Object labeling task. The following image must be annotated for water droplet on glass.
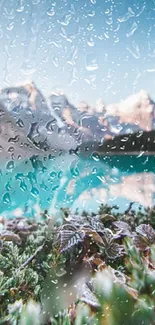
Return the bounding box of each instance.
[47,7,55,16]
[7,22,14,31]
[5,182,11,191]
[58,171,63,179]
[127,41,140,59]
[92,152,100,161]
[8,147,14,153]
[16,119,25,128]
[85,54,98,71]
[52,55,59,67]
[3,192,11,204]
[8,135,19,143]
[31,187,39,197]
[57,14,72,26]
[6,160,15,172]
[88,10,95,17]
[87,36,95,47]
[90,0,96,4]
[136,5,145,17]
[17,5,24,12]
[50,171,57,179]
[106,17,113,25]
[87,23,93,31]
[126,22,138,37]
[20,181,27,192]
[104,32,109,39]
[51,279,58,284]
[56,268,67,277]
[118,7,135,22]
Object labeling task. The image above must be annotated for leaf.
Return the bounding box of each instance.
[80,283,100,308]
[0,231,21,244]
[136,224,155,243]
[133,234,149,251]
[85,255,106,271]
[105,242,124,259]
[84,229,104,245]
[102,228,115,245]
[100,214,116,222]
[125,285,138,299]
[113,221,132,236]
[59,229,85,253]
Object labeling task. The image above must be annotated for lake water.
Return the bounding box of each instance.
[0,153,155,217]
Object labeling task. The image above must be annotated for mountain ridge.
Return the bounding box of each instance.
[0,81,155,162]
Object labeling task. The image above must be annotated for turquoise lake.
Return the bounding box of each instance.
[0,153,155,217]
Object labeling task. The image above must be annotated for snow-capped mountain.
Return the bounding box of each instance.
[0,81,155,163]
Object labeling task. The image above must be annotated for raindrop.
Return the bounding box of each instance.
[51,280,58,284]
[16,119,25,128]
[127,41,140,59]
[126,22,138,37]
[6,160,15,172]
[58,171,63,178]
[20,181,27,192]
[87,36,95,47]
[104,32,109,39]
[106,17,113,25]
[118,7,135,23]
[137,151,145,158]
[92,152,100,161]
[15,173,24,180]
[70,166,79,177]
[8,135,19,143]
[5,182,11,191]
[31,187,39,197]
[56,268,67,277]
[85,54,98,71]
[57,14,72,26]
[52,185,59,191]
[40,182,48,191]
[50,171,57,179]
[47,7,55,17]
[7,22,14,31]
[17,5,24,12]
[52,55,59,67]
[105,9,110,14]
[3,192,11,204]
[90,0,96,4]
[8,147,14,153]
[87,23,93,31]
[136,5,145,17]
[88,11,95,17]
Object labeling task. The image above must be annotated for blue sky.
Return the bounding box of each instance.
[0,0,155,106]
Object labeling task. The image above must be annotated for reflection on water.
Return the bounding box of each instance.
[0,154,155,216]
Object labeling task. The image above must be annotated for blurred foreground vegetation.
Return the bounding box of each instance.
[1,204,155,324]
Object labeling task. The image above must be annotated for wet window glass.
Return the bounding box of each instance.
[0,1,155,324]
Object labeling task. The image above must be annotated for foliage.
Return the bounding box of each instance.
[1,204,155,324]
